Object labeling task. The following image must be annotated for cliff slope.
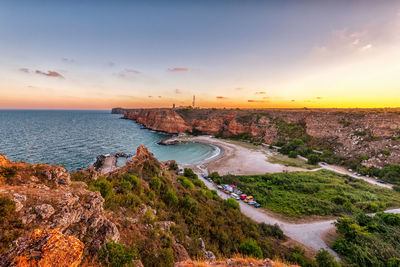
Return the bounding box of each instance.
[113,108,400,168]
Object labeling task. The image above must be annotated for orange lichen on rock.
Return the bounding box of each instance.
[175,257,300,267]
[0,229,84,267]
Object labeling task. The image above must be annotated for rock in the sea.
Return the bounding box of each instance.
[0,228,84,267]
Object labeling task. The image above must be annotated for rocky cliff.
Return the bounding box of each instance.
[113,108,400,167]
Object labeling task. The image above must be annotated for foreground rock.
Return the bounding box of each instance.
[0,154,119,255]
[175,257,300,267]
[0,228,84,267]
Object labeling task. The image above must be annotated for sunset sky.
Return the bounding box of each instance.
[1,0,400,109]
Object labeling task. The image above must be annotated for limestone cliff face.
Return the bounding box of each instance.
[114,108,400,167]
[0,229,84,267]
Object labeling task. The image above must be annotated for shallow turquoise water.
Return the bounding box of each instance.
[0,110,214,171]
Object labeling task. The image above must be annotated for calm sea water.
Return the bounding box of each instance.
[0,110,214,171]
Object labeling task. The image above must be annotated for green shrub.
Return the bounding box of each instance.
[181,196,198,213]
[119,180,133,193]
[183,168,197,180]
[315,249,341,267]
[164,189,178,206]
[178,177,194,190]
[239,239,263,259]
[156,248,174,267]
[225,198,239,210]
[288,151,298,158]
[98,241,136,267]
[150,176,162,191]
[90,178,114,199]
[307,154,320,165]
[168,161,179,171]
[360,155,369,161]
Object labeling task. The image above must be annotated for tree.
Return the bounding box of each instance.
[315,249,341,267]
[98,241,136,267]
[239,239,263,259]
[164,189,178,206]
[288,151,298,158]
[225,198,239,210]
[184,168,198,180]
[307,154,320,165]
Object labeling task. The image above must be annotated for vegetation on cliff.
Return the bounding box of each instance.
[333,211,400,266]
[70,148,316,266]
[214,170,400,217]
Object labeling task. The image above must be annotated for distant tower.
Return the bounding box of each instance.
[192,95,196,108]
[172,103,175,109]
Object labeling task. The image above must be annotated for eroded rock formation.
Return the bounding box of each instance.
[0,228,84,267]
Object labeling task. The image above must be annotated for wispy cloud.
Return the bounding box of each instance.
[116,68,141,78]
[235,87,244,91]
[175,89,182,94]
[148,96,153,98]
[315,97,323,100]
[125,69,140,74]
[248,100,266,103]
[361,44,373,51]
[168,67,188,72]
[216,96,227,99]
[19,68,30,73]
[255,91,266,95]
[35,70,64,78]
[62,58,75,63]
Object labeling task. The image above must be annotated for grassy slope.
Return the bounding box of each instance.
[218,169,400,217]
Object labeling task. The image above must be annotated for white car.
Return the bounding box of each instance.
[247,200,257,205]
[230,193,240,200]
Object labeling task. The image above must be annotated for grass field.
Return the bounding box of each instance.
[268,154,319,170]
[218,169,400,217]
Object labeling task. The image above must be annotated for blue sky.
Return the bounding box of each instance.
[1,0,400,109]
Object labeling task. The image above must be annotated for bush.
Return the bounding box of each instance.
[225,198,239,210]
[98,241,136,267]
[91,178,114,199]
[164,189,178,206]
[183,168,197,180]
[156,248,174,267]
[178,177,194,190]
[239,239,263,259]
[150,176,162,191]
[307,154,320,165]
[168,160,179,171]
[288,151,298,158]
[315,249,341,267]
[181,196,198,213]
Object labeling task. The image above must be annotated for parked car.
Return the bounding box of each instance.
[230,193,240,200]
[240,194,247,200]
[217,185,223,190]
[178,169,184,175]
[244,196,254,203]
[377,180,387,184]
[206,178,213,182]
[202,174,207,178]
[247,200,257,205]
[254,203,261,208]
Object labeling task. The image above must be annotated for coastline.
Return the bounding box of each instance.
[174,135,308,175]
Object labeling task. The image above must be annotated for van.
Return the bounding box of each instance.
[244,196,254,203]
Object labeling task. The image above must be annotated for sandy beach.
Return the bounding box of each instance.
[182,135,308,175]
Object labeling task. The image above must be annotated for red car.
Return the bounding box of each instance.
[240,194,247,200]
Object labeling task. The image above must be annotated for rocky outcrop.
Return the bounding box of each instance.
[114,108,400,167]
[0,154,120,255]
[0,228,84,267]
